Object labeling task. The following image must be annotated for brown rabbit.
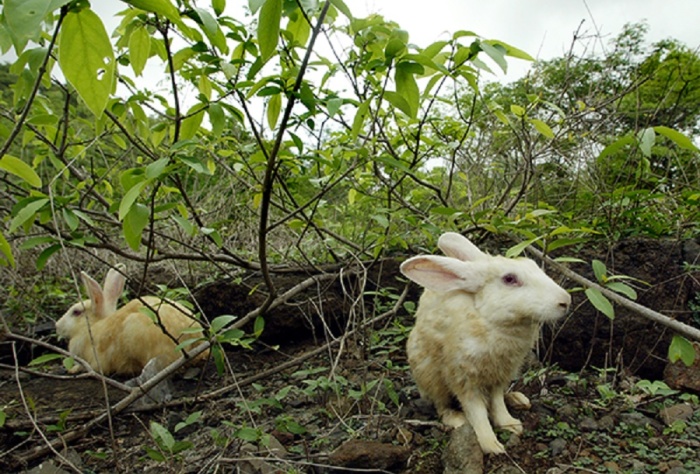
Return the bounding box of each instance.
[55,267,209,376]
[401,232,571,454]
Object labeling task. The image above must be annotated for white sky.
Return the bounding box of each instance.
[9,1,699,90]
[348,0,700,82]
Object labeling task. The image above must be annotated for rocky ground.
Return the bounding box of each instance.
[1,324,699,474]
[1,237,699,473]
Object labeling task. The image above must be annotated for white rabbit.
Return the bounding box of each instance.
[401,232,571,454]
[55,267,209,376]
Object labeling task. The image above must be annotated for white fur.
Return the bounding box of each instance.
[401,232,571,454]
[55,268,208,376]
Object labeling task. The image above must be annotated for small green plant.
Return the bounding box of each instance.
[221,421,270,445]
[146,422,193,462]
[274,414,306,435]
[668,334,696,366]
[663,419,687,435]
[145,411,202,462]
[585,259,646,320]
[635,379,678,397]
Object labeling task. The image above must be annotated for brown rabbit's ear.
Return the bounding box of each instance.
[102,267,126,314]
[80,272,106,317]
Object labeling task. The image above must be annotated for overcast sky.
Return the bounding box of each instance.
[348,0,700,81]
[24,0,700,87]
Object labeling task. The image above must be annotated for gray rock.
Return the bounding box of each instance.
[442,423,483,474]
[579,417,598,431]
[659,403,694,425]
[549,438,567,456]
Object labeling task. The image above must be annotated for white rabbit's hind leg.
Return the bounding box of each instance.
[505,390,531,410]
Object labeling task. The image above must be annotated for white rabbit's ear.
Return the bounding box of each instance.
[400,255,485,293]
[81,272,106,317]
[437,232,487,262]
[102,267,125,314]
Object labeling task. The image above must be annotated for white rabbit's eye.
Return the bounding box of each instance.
[502,273,522,286]
[71,308,82,317]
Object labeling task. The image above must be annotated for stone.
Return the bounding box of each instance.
[659,403,695,425]
[328,439,409,471]
[549,438,567,456]
[579,417,598,431]
[442,423,484,474]
[236,437,288,474]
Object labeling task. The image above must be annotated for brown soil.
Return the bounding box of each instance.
[1,238,699,473]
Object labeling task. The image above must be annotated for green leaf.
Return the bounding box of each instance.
[253,316,265,338]
[249,0,266,14]
[395,63,419,118]
[258,0,282,61]
[29,353,64,366]
[118,180,148,220]
[210,315,237,334]
[351,99,370,139]
[58,8,115,117]
[62,207,79,231]
[179,104,205,140]
[330,0,352,19]
[383,91,411,117]
[235,427,261,442]
[0,154,41,187]
[479,40,507,73]
[267,93,282,129]
[213,0,226,15]
[36,244,61,270]
[208,102,225,136]
[286,9,310,46]
[10,198,48,233]
[591,259,607,283]
[489,40,534,61]
[0,232,14,268]
[192,7,227,53]
[505,237,541,258]
[146,157,170,179]
[638,127,655,157]
[128,25,151,76]
[530,118,554,139]
[150,421,175,450]
[654,126,700,152]
[3,0,71,50]
[598,135,634,160]
[668,335,696,366]
[585,288,615,320]
[423,40,448,58]
[510,104,525,117]
[123,0,181,23]
[326,97,343,117]
[385,38,406,59]
[605,281,637,300]
[201,227,223,247]
[177,155,211,174]
[123,203,149,251]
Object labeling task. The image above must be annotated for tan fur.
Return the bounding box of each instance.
[401,233,571,454]
[56,270,209,376]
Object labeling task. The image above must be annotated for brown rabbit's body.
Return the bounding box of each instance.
[401,233,571,454]
[56,269,209,376]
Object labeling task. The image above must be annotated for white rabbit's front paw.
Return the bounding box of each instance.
[497,416,523,435]
[478,434,506,455]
